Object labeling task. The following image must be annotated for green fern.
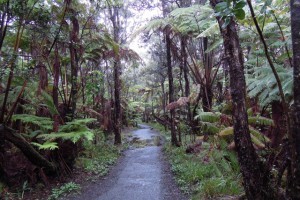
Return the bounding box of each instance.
[12,114,53,130]
[248,116,274,126]
[200,122,220,135]
[31,141,59,150]
[38,128,94,143]
[218,126,270,147]
[38,118,96,143]
[41,91,59,115]
[195,112,222,123]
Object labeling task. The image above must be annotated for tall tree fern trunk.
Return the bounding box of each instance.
[210,0,276,199]
[109,5,122,145]
[202,37,213,112]
[69,14,79,120]
[289,0,300,198]
[162,0,179,146]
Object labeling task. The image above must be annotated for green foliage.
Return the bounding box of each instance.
[215,0,246,28]
[41,91,59,115]
[218,126,270,147]
[164,141,243,199]
[194,112,222,123]
[200,122,220,135]
[12,114,53,131]
[31,141,59,150]
[247,65,293,106]
[248,116,274,126]
[76,141,120,176]
[38,118,96,143]
[47,182,81,200]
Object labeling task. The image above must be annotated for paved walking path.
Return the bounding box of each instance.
[71,125,186,200]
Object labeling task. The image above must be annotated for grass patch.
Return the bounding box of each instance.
[75,129,121,177]
[48,182,81,200]
[164,138,244,199]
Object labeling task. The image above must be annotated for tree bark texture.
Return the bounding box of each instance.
[202,37,213,112]
[69,14,79,119]
[289,0,300,198]
[210,0,276,199]
[166,32,179,146]
[162,0,179,146]
[109,5,122,144]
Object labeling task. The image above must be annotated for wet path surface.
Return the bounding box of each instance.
[71,125,186,200]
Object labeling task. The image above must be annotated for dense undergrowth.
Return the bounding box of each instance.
[150,122,244,199]
[1,128,122,200]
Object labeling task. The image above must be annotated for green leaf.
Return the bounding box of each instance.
[215,2,228,13]
[222,17,231,29]
[234,1,246,10]
[233,8,245,20]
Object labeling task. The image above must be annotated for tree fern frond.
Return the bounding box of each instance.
[249,127,270,143]
[218,127,234,137]
[31,141,58,150]
[12,114,53,130]
[195,112,222,123]
[200,122,220,134]
[248,116,274,126]
[38,127,94,143]
[197,22,219,37]
[41,91,59,115]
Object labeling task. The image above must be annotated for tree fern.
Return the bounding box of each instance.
[41,91,59,115]
[12,114,53,131]
[248,116,274,126]
[38,118,96,143]
[247,65,293,106]
[194,112,222,123]
[31,141,59,150]
[200,122,220,135]
[218,127,270,147]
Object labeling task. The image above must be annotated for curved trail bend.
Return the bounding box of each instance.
[71,124,187,200]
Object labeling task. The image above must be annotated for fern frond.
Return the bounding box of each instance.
[12,114,53,130]
[197,22,219,37]
[41,91,59,115]
[249,127,270,143]
[218,127,233,137]
[38,127,94,143]
[195,112,222,123]
[248,116,274,126]
[31,141,58,150]
[200,122,220,134]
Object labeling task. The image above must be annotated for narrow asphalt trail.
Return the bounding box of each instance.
[71,124,187,200]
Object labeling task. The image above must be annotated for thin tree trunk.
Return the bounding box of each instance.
[108,4,122,144]
[53,47,60,132]
[210,0,276,198]
[166,32,179,146]
[69,14,80,120]
[289,0,300,198]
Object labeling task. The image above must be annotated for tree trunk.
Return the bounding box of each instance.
[181,36,193,125]
[1,125,56,173]
[289,0,300,198]
[109,5,122,144]
[202,37,213,112]
[69,14,79,120]
[166,31,179,146]
[210,0,276,198]
[53,47,60,132]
